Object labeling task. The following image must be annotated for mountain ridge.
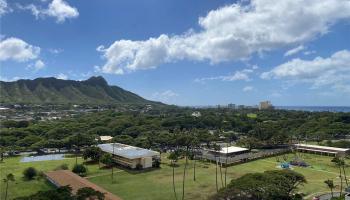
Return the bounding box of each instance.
[0,76,161,105]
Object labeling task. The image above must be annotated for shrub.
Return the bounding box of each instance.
[76,187,105,200]
[23,167,37,180]
[55,163,69,170]
[72,164,88,177]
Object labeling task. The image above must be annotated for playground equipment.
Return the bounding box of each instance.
[280,162,290,169]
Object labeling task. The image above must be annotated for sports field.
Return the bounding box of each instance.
[0,153,347,200]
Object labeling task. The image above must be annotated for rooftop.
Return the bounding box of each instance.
[98,143,160,159]
[211,146,249,154]
[295,144,350,152]
[99,136,113,141]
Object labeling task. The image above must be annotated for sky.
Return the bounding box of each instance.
[1,0,350,106]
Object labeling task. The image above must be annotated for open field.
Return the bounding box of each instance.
[1,153,348,200]
[246,113,258,118]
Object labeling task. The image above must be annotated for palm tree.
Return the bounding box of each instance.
[224,141,229,187]
[182,146,189,200]
[191,138,199,182]
[212,143,221,192]
[3,173,15,200]
[332,157,343,196]
[168,151,179,200]
[324,179,335,198]
[112,143,115,183]
[341,159,348,187]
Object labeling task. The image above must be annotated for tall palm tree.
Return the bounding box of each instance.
[324,179,335,198]
[341,159,348,187]
[191,137,199,182]
[212,143,221,192]
[332,157,343,196]
[182,146,189,200]
[168,151,179,200]
[112,143,115,183]
[224,141,229,187]
[3,173,15,200]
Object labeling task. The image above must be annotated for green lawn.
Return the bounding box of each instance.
[247,113,257,118]
[0,155,111,200]
[0,153,348,200]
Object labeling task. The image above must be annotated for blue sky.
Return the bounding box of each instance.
[1,0,350,106]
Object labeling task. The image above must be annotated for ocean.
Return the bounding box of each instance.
[276,106,350,113]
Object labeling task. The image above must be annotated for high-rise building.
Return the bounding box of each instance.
[259,101,273,110]
[228,103,236,109]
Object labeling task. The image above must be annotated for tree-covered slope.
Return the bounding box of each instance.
[0,76,158,105]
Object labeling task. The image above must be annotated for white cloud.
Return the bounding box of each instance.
[49,48,63,54]
[34,59,45,70]
[151,90,179,103]
[97,0,350,74]
[243,86,254,92]
[56,73,68,80]
[0,0,11,16]
[27,59,45,71]
[0,76,25,82]
[0,37,40,62]
[261,50,350,93]
[46,0,78,23]
[284,45,305,57]
[18,0,78,23]
[304,50,316,55]
[195,67,256,83]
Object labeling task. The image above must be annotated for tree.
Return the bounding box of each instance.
[212,170,306,200]
[23,167,37,180]
[332,157,344,196]
[341,159,348,187]
[100,153,114,183]
[212,143,222,192]
[3,173,15,200]
[69,133,96,165]
[168,151,179,200]
[72,164,88,177]
[76,187,105,200]
[83,146,103,167]
[324,179,335,198]
[13,186,74,200]
[191,137,200,182]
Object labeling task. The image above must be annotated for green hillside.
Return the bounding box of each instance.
[0,76,158,105]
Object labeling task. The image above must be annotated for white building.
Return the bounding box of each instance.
[98,136,113,142]
[191,111,201,117]
[98,143,160,169]
[294,144,350,157]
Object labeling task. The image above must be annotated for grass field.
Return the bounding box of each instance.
[247,113,257,118]
[0,153,348,200]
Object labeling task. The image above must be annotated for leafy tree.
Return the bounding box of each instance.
[3,173,15,200]
[100,153,115,183]
[69,133,96,164]
[72,164,88,177]
[76,187,105,200]
[14,186,74,200]
[212,170,306,200]
[23,167,37,180]
[83,146,102,165]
